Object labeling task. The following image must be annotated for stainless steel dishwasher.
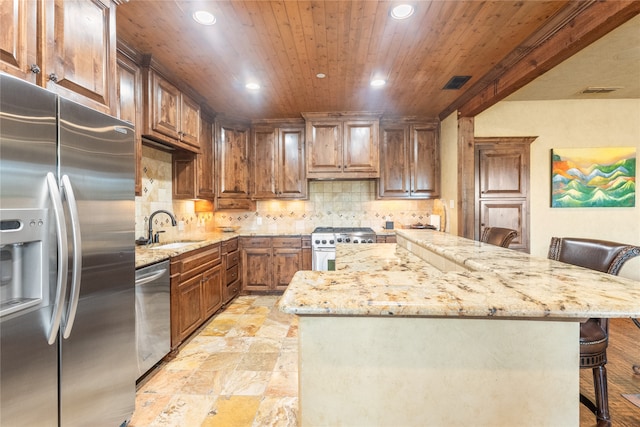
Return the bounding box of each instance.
[135,260,170,378]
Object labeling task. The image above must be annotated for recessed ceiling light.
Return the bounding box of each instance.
[246,82,261,90]
[193,10,216,25]
[316,73,326,79]
[370,79,386,87]
[390,4,414,20]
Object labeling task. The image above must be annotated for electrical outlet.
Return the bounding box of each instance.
[256,217,262,225]
[178,221,185,231]
[449,200,455,209]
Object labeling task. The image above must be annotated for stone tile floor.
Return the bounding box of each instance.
[129,295,298,427]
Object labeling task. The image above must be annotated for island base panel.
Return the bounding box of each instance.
[298,316,579,426]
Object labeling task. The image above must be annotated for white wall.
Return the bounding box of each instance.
[475,99,640,280]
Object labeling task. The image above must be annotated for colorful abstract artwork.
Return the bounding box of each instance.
[551,147,636,208]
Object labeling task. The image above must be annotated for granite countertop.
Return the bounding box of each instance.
[279,229,640,320]
[336,243,440,273]
[135,228,397,268]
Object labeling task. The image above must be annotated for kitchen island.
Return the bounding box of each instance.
[278,229,640,426]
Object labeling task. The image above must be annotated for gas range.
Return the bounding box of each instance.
[311,227,377,248]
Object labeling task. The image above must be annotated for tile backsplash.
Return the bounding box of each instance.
[135,145,443,240]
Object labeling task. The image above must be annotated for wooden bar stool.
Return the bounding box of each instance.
[548,237,640,427]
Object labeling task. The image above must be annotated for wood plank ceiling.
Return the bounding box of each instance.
[116,1,623,120]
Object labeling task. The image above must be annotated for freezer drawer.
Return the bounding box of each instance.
[135,260,170,377]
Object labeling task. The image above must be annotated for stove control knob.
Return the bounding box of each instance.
[367,239,374,243]
[353,239,359,243]
[345,238,351,243]
[329,239,335,244]
[315,240,320,244]
[337,237,343,243]
[322,239,327,244]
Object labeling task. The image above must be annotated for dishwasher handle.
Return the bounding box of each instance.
[135,268,167,286]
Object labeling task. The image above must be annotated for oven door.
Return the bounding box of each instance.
[312,248,335,271]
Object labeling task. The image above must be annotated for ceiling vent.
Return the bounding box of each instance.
[580,86,622,94]
[443,75,471,90]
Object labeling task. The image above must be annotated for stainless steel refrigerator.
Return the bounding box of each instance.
[0,73,136,426]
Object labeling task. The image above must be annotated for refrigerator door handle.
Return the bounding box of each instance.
[46,172,69,345]
[61,174,82,339]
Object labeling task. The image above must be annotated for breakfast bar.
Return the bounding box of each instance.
[278,230,640,426]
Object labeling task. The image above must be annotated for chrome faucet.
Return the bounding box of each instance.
[147,210,177,244]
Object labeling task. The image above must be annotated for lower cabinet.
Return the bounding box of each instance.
[222,237,241,304]
[302,235,312,270]
[376,234,397,243]
[241,236,302,292]
[170,243,223,350]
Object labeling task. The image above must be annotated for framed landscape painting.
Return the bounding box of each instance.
[551,147,636,208]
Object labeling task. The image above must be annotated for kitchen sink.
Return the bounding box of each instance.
[148,241,203,250]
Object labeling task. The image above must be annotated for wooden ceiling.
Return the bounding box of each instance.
[116,1,638,120]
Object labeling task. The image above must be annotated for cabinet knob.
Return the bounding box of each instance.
[48,73,58,83]
[30,64,41,74]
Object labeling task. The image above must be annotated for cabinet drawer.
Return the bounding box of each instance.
[225,250,240,268]
[272,237,301,248]
[240,237,271,248]
[225,280,241,304]
[173,244,221,280]
[226,264,239,285]
[222,237,238,253]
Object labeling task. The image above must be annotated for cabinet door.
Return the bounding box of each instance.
[242,248,272,291]
[45,0,115,113]
[278,127,306,198]
[343,120,379,175]
[172,151,196,199]
[479,199,527,251]
[150,71,181,140]
[180,94,200,148]
[306,121,342,174]
[197,114,215,199]
[116,52,142,196]
[252,127,278,199]
[217,124,252,199]
[379,126,410,197]
[176,274,204,343]
[477,147,528,198]
[410,125,440,197]
[0,0,37,84]
[273,248,301,291]
[202,263,223,318]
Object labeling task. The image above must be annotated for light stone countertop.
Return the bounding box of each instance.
[135,229,399,268]
[278,229,640,320]
[336,243,440,274]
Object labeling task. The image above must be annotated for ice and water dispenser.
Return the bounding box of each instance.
[0,209,48,317]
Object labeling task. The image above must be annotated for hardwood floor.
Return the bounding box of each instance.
[580,318,640,426]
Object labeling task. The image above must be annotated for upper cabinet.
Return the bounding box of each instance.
[115,47,143,196]
[196,111,216,200]
[215,118,256,210]
[303,112,381,179]
[378,119,440,199]
[0,0,38,84]
[251,121,306,200]
[1,0,117,114]
[142,67,201,153]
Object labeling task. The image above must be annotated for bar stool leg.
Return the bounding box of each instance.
[593,366,611,427]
